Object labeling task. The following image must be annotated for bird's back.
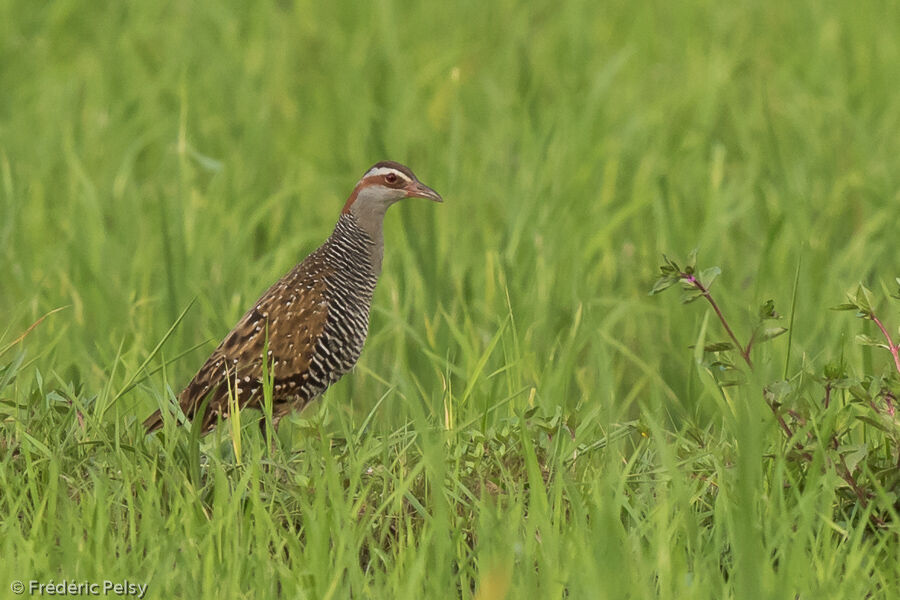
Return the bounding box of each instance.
[144,214,378,432]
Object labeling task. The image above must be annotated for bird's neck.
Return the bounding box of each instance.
[330,213,384,276]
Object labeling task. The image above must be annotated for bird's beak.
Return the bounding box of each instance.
[405,180,443,203]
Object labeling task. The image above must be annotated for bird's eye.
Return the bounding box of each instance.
[385,173,398,184]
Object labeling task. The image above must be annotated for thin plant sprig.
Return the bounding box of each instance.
[651,252,792,435]
[650,251,787,369]
[833,281,900,377]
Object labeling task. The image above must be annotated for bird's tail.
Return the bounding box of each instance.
[143,387,219,434]
[143,409,165,432]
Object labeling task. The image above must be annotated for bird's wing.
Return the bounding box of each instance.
[144,259,331,432]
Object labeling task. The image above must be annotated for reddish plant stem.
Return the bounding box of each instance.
[744,330,758,364]
[838,455,869,508]
[884,391,895,417]
[682,272,796,438]
[869,313,900,376]
[765,394,795,439]
[683,274,753,368]
[834,452,882,528]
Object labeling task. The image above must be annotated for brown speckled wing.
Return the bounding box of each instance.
[144,257,331,432]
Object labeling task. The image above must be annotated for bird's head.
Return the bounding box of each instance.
[342,161,442,218]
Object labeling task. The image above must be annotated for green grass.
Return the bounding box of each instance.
[2,0,899,597]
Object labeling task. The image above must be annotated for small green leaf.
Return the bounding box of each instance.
[847,385,870,403]
[757,299,780,320]
[854,284,873,315]
[686,248,698,271]
[766,379,794,398]
[699,266,721,289]
[823,361,844,380]
[703,341,735,352]
[760,327,788,342]
[662,254,680,273]
[855,415,890,433]
[829,377,857,390]
[649,276,677,295]
[841,443,867,473]
[831,303,859,311]
[681,290,705,304]
[855,334,888,349]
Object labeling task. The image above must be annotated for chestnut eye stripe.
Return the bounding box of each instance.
[363,166,412,182]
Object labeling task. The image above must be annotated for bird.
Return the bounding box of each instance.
[143,161,442,433]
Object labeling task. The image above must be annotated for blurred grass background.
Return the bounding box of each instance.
[1,0,899,597]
